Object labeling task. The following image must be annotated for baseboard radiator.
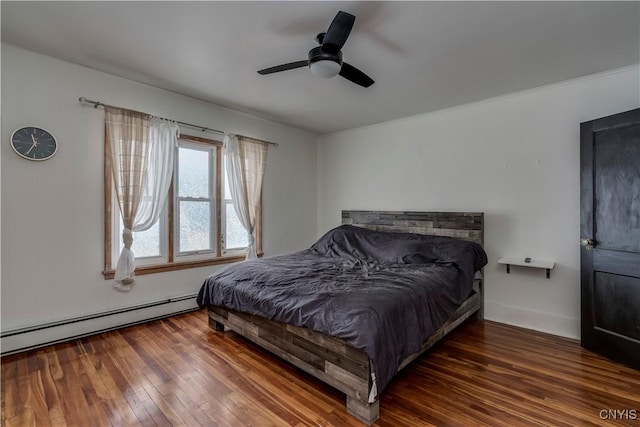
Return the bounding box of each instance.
[1,294,199,356]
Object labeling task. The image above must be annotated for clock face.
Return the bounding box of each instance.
[10,126,58,161]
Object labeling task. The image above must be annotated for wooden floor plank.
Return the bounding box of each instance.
[3,310,640,426]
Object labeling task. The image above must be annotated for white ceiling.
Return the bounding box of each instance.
[2,1,638,134]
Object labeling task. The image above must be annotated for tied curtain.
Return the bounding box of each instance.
[105,107,179,290]
[224,134,268,259]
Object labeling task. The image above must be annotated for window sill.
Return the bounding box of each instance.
[102,253,263,280]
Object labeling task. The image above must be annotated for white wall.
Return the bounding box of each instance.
[3,44,638,349]
[317,66,640,339]
[1,45,317,343]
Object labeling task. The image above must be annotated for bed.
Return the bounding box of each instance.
[197,211,486,424]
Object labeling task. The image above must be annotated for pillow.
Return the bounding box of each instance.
[402,252,439,264]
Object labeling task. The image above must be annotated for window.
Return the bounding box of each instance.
[222,154,249,251]
[176,142,216,257]
[104,134,261,278]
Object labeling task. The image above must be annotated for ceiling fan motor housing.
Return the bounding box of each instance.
[308,46,342,78]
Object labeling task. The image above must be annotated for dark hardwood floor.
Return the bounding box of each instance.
[2,310,639,426]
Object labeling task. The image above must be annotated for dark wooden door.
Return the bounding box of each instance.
[580,108,640,369]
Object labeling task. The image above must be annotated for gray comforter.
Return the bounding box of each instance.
[197,225,487,396]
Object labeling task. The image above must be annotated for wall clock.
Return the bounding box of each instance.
[10,126,58,161]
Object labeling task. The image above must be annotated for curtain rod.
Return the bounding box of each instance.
[78,97,278,147]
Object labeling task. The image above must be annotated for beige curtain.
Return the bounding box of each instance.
[224,134,268,259]
[105,107,151,289]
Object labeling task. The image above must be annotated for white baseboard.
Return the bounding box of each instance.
[484,301,580,340]
[1,295,199,355]
[2,297,578,354]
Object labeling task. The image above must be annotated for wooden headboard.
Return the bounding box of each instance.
[342,211,484,246]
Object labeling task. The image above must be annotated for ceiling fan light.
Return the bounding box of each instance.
[309,59,341,79]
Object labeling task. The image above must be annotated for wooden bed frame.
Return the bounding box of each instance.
[206,211,485,424]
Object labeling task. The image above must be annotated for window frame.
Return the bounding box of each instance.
[103,133,262,279]
[174,140,217,260]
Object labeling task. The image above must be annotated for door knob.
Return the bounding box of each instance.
[580,238,595,250]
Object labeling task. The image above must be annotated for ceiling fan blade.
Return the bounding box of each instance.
[257,60,308,75]
[322,11,355,53]
[339,62,374,88]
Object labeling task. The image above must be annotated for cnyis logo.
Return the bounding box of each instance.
[599,409,638,420]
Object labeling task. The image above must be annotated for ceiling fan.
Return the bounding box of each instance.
[257,11,375,88]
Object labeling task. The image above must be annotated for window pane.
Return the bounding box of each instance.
[118,218,160,258]
[179,147,210,198]
[225,203,248,249]
[179,201,211,252]
[223,154,231,200]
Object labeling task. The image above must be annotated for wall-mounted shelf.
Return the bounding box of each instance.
[498,257,555,279]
